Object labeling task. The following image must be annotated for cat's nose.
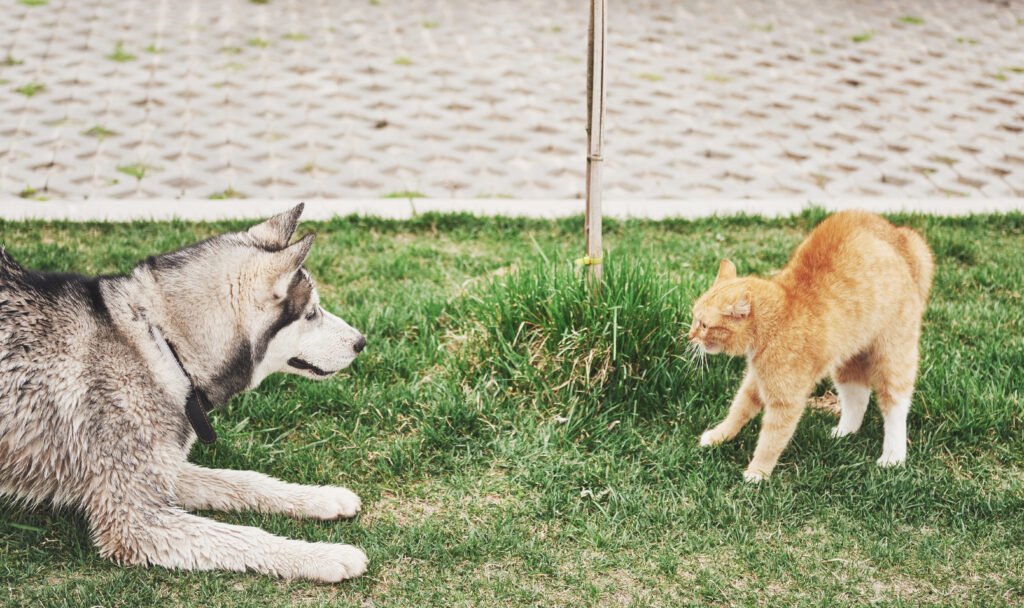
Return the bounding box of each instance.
[353,335,366,353]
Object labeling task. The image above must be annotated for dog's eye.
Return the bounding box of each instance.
[305,308,317,321]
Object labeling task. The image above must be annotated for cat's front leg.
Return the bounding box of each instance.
[743,399,806,482]
[700,370,762,447]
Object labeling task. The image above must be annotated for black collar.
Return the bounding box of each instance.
[149,325,218,444]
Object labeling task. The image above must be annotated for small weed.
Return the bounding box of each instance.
[144,44,162,54]
[1006,66,1024,74]
[704,72,731,83]
[18,0,47,6]
[220,46,243,55]
[851,31,874,43]
[116,164,155,180]
[383,191,427,199]
[209,188,246,200]
[394,56,413,66]
[956,37,978,45]
[82,125,117,139]
[551,25,562,33]
[13,82,44,97]
[249,0,270,4]
[282,32,309,41]
[3,55,23,66]
[636,72,663,82]
[422,21,439,29]
[107,42,136,62]
[898,15,924,25]
[246,38,270,48]
[369,0,380,5]
[751,22,773,32]
[17,187,46,200]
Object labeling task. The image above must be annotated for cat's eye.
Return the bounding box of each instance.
[305,308,317,321]
[700,320,707,329]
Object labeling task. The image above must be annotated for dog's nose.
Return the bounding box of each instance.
[353,335,366,353]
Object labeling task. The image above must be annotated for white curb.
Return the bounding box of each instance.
[0,198,1022,222]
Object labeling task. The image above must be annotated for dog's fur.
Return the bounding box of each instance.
[0,204,370,582]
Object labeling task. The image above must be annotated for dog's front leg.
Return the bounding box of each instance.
[174,463,361,520]
[90,503,367,582]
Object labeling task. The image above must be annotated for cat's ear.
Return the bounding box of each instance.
[715,259,737,284]
[724,291,752,318]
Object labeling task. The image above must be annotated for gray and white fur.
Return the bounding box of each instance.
[0,204,369,582]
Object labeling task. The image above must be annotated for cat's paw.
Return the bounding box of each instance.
[876,449,906,468]
[742,469,765,483]
[700,428,727,447]
[830,424,856,439]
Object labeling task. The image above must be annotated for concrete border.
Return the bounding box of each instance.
[0,198,1023,222]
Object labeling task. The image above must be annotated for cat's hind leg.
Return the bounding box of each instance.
[700,369,762,447]
[830,353,872,438]
[869,334,920,467]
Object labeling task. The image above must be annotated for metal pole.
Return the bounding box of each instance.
[584,0,606,283]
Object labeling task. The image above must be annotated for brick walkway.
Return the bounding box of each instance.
[1,0,1022,202]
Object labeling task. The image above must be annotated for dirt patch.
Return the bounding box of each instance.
[808,391,840,416]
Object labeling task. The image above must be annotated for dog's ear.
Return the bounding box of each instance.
[714,259,736,284]
[270,233,316,299]
[249,203,305,249]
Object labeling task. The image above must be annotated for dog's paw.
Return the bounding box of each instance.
[303,543,368,583]
[304,486,362,520]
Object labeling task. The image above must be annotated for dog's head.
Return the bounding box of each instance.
[146,203,364,405]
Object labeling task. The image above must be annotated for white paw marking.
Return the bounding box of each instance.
[876,450,906,468]
[305,543,368,583]
[743,470,764,483]
[700,429,721,447]
[830,424,856,439]
[305,486,362,520]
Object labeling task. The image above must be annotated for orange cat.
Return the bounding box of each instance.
[689,211,934,482]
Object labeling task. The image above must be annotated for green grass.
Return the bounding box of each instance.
[82,125,117,139]
[209,188,247,200]
[383,190,427,199]
[117,163,156,180]
[106,42,136,63]
[13,82,44,97]
[0,212,1022,606]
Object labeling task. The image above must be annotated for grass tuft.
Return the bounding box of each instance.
[453,258,701,437]
[13,82,44,97]
[106,42,136,62]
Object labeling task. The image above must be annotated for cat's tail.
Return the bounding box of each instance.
[896,227,934,302]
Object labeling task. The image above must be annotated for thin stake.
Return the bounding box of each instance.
[584,0,606,284]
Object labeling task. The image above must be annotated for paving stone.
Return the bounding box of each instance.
[0,0,1022,201]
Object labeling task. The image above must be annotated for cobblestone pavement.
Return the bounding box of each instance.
[1,0,1022,202]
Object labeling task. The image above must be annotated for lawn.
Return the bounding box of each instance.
[1,212,1022,607]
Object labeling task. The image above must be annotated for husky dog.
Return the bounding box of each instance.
[0,204,369,582]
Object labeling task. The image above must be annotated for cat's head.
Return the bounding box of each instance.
[688,259,754,356]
